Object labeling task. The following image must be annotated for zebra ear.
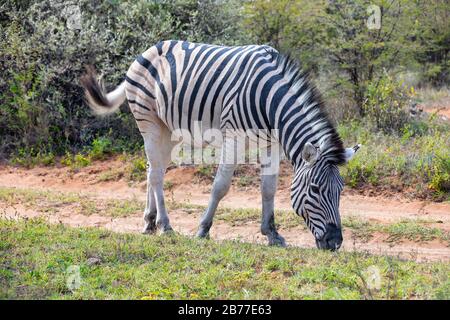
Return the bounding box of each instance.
[344,144,361,163]
[302,142,319,165]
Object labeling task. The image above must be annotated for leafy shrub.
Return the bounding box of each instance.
[88,137,113,160]
[363,75,411,134]
[10,148,55,168]
[59,152,91,169]
[412,132,450,194]
[127,156,147,182]
[73,154,91,168]
[338,118,450,199]
[428,155,450,194]
[0,0,248,159]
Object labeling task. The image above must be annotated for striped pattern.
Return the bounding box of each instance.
[124,40,346,239]
[291,160,344,238]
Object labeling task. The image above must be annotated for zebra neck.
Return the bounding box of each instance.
[258,54,346,168]
[271,95,344,170]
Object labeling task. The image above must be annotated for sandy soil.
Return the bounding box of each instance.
[420,95,450,120]
[1,161,449,262]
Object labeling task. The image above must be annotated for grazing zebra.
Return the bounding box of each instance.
[81,40,360,250]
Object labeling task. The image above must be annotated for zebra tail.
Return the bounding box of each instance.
[80,66,126,116]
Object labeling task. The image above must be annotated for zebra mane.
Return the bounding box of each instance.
[273,53,347,166]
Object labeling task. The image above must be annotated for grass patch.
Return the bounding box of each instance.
[0,187,143,218]
[166,201,304,229]
[194,165,216,182]
[343,216,450,244]
[214,207,305,230]
[416,86,450,105]
[383,220,449,243]
[97,168,125,182]
[0,218,449,299]
[10,148,56,168]
[1,187,448,244]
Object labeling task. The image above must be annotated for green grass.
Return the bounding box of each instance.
[1,186,448,244]
[383,220,449,243]
[97,168,125,182]
[166,200,304,229]
[343,216,450,244]
[10,149,56,168]
[0,218,448,299]
[0,187,143,218]
[416,86,450,105]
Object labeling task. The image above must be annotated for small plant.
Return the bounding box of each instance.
[38,152,55,166]
[164,181,174,190]
[127,156,147,182]
[72,154,91,169]
[88,137,113,160]
[97,169,124,182]
[10,148,55,168]
[194,165,216,182]
[60,152,91,170]
[60,152,73,167]
[236,175,253,188]
[427,154,450,194]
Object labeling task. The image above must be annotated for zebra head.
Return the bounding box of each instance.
[291,142,360,251]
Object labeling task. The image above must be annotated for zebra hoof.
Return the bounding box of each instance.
[141,222,157,235]
[196,229,210,239]
[158,225,174,235]
[268,234,286,247]
[141,227,156,235]
[142,215,157,235]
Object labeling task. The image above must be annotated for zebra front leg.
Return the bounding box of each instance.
[260,173,286,246]
[196,163,236,238]
[260,146,285,246]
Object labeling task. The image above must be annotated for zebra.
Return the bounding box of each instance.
[81,40,360,251]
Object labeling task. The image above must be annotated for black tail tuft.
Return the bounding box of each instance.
[80,66,109,108]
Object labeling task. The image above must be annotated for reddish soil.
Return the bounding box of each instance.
[420,95,450,121]
[1,160,449,262]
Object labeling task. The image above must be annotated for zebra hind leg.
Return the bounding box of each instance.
[149,167,173,233]
[142,123,174,234]
[142,178,157,234]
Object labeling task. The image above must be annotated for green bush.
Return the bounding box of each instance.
[412,132,450,194]
[363,75,411,134]
[338,118,450,199]
[127,156,147,182]
[88,137,113,160]
[73,153,91,168]
[10,148,55,168]
[0,0,248,159]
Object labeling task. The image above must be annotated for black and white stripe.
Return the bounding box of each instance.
[123,40,347,239]
[83,40,350,244]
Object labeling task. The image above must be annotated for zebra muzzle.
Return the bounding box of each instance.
[315,224,343,251]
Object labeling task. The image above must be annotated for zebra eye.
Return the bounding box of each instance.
[310,184,320,194]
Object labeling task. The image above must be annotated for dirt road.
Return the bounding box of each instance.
[1,160,449,262]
